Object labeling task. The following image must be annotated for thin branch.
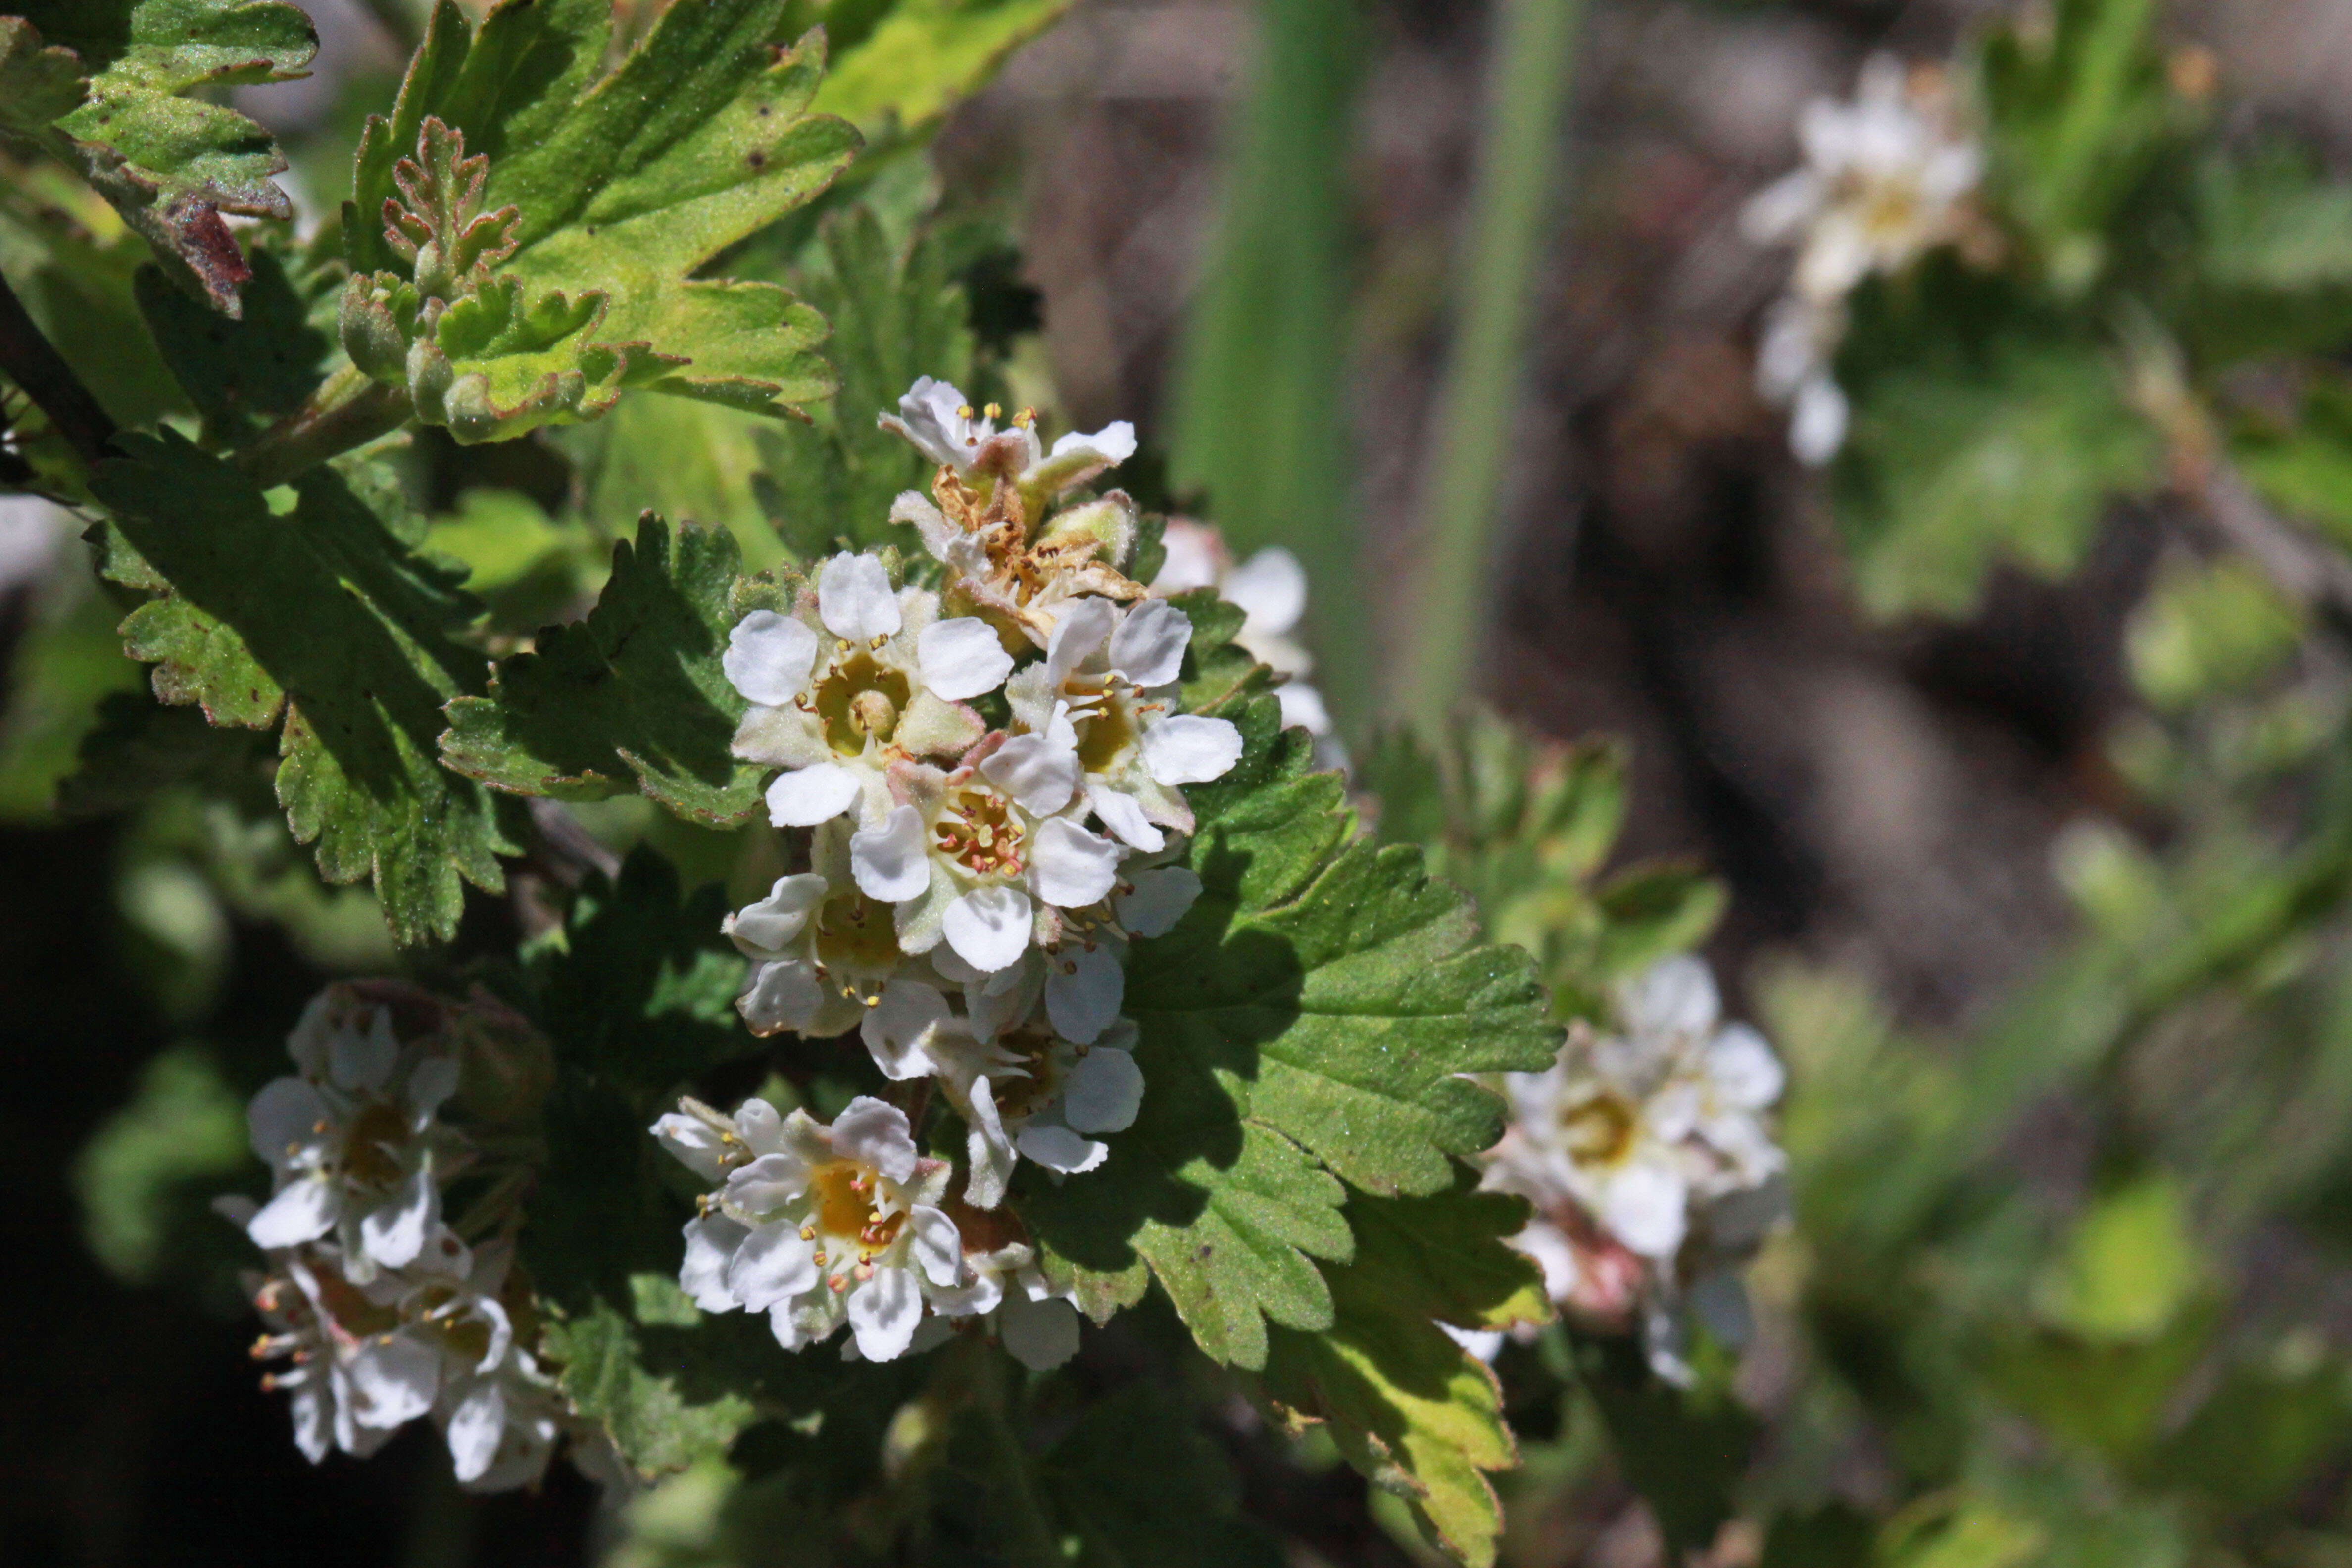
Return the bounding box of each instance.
[0,269,118,468]
[2193,462,2352,644]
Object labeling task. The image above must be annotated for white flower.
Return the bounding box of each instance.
[882,377,1150,651]
[1003,595,1242,852]
[1485,956,1785,1265]
[651,1096,966,1362]
[1754,296,1851,466]
[849,742,1130,974]
[880,375,1136,498]
[223,1209,441,1464]
[1152,520,1343,766]
[862,980,1145,1208]
[1741,55,1981,305]
[241,987,461,1280]
[403,1240,566,1493]
[726,552,998,829]
[913,1204,1085,1371]
[726,821,932,1041]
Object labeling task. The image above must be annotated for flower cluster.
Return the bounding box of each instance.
[1474,956,1789,1381]
[692,378,1251,1365]
[1151,519,1345,772]
[1742,55,1984,464]
[222,983,571,1488]
[653,1094,1083,1370]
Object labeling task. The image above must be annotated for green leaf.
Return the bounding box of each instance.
[0,563,148,824]
[2233,375,2352,553]
[8,0,319,312]
[1575,1332,1759,1559]
[751,204,977,562]
[1258,1178,1548,1568]
[2125,557,2303,712]
[528,845,748,1104]
[440,515,767,824]
[2186,148,2352,364]
[134,242,337,439]
[542,1296,759,1480]
[73,1043,248,1285]
[1833,306,2158,618]
[1017,694,1557,1372]
[85,430,526,944]
[1978,0,2172,286]
[54,691,273,819]
[1038,1384,1287,1568]
[813,0,1074,133]
[341,0,860,436]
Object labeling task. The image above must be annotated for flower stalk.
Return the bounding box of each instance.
[236,363,413,489]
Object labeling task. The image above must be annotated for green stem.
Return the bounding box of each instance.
[237,365,412,489]
[0,267,118,468]
[972,1348,1064,1568]
[1394,0,1587,728]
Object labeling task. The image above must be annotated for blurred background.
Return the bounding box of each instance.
[17,0,2352,1562]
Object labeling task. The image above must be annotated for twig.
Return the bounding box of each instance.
[2193,462,2352,644]
[0,270,118,468]
[526,797,623,886]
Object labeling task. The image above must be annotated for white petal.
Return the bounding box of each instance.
[997,1291,1081,1371]
[727,1151,813,1216]
[1221,548,1308,637]
[360,1167,438,1269]
[445,1381,507,1482]
[863,980,952,1081]
[1061,1045,1143,1134]
[1626,956,1719,1039]
[1140,715,1242,785]
[944,886,1036,973]
[918,618,1014,700]
[1016,1122,1108,1174]
[680,1215,747,1311]
[1789,373,1849,466]
[847,1265,923,1361]
[727,1224,820,1312]
[724,610,819,706]
[851,805,931,903]
[1044,596,1117,686]
[248,1176,340,1250]
[1106,597,1191,689]
[1045,943,1124,1045]
[726,874,827,956]
[819,553,902,641]
[828,1096,918,1184]
[1598,1157,1689,1259]
[1149,520,1225,593]
[1087,784,1164,851]
[738,958,829,1037]
[909,1205,963,1286]
[346,1332,439,1430]
[1442,1323,1508,1363]
[1705,1023,1785,1110]
[331,1009,398,1091]
[1114,866,1201,938]
[766,763,862,828]
[982,735,1080,816]
[651,1112,731,1183]
[248,1077,330,1167]
[1275,682,1331,737]
[405,1055,459,1119]
[291,1386,332,1463]
[735,1099,785,1156]
[965,1077,1016,1209]
[1050,421,1136,466]
[1029,818,1124,909]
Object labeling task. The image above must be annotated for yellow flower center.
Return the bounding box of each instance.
[810,1159,906,1256]
[339,1100,409,1189]
[933,784,1027,879]
[812,652,909,756]
[1560,1092,1639,1168]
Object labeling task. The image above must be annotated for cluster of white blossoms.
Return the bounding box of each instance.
[1742,55,1983,464]
[222,984,572,1489]
[1150,519,1345,772]
[1472,956,1789,1381]
[686,378,1249,1367]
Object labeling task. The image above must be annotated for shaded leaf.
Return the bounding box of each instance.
[440,515,767,824]
[85,431,525,944]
